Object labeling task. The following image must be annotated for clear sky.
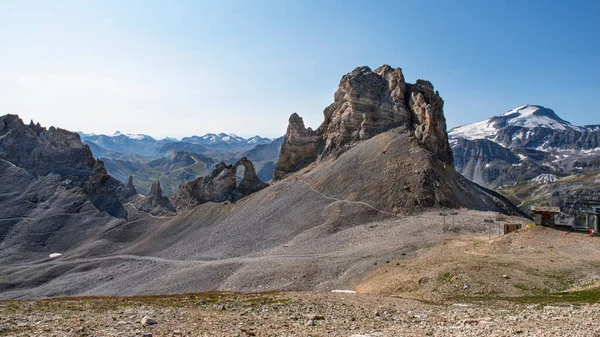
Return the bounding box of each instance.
[1,0,599,139]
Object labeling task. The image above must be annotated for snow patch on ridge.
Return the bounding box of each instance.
[530,173,558,185]
[450,104,579,142]
[448,119,497,140]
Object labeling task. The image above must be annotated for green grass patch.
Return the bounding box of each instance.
[438,272,453,284]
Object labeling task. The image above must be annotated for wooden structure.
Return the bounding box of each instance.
[531,206,560,227]
[504,223,522,234]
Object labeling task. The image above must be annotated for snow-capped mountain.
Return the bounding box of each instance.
[181,133,271,146]
[78,131,168,157]
[179,133,272,152]
[449,105,586,143]
[112,130,153,140]
[79,131,274,158]
[449,105,600,188]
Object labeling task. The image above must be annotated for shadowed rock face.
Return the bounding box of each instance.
[274,65,453,180]
[0,115,131,218]
[0,114,95,183]
[171,157,268,210]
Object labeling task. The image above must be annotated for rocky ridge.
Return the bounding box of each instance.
[0,115,132,217]
[274,65,453,180]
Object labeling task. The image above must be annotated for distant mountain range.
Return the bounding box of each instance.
[449,104,600,188]
[449,104,600,215]
[78,131,273,157]
[77,131,281,194]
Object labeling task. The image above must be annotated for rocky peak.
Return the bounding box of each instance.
[0,114,95,179]
[274,65,453,180]
[273,114,323,181]
[408,79,453,165]
[125,175,138,197]
[138,180,175,214]
[150,181,163,200]
[0,114,137,218]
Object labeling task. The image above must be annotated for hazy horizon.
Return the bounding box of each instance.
[2,0,599,139]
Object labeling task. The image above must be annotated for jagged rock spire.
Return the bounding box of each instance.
[150,181,163,201]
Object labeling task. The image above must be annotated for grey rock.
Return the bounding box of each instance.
[140,315,157,326]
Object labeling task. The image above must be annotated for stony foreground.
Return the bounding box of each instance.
[2,291,599,337]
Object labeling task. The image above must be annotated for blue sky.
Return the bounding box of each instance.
[1,0,599,138]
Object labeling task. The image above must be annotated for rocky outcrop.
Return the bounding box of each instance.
[171,157,268,210]
[274,65,453,180]
[83,160,129,218]
[407,79,453,165]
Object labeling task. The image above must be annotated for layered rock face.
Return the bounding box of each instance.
[274,65,453,180]
[171,157,268,210]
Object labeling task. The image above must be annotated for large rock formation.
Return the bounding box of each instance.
[274,65,453,180]
[0,67,528,299]
[171,157,268,210]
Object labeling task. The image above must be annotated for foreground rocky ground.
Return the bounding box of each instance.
[2,291,600,336]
